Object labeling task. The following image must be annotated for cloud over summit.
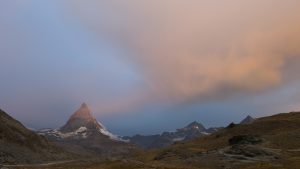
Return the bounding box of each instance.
[69,0,300,103]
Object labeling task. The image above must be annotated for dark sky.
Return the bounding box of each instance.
[1,0,300,136]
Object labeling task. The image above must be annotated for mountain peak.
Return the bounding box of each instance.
[42,104,126,142]
[178,121,206,131]
[71,102,93,120]
[188,121,201,126]
[81,102,88,108]
[187,121,204,128]
[240,115,255,124]
[60,103,99,132]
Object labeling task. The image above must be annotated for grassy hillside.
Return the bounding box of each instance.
[0,109,73,164]
[136,111,300,169]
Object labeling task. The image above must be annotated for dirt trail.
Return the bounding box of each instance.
[2,160,76,168]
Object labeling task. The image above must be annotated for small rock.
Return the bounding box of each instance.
[229,135,262,145]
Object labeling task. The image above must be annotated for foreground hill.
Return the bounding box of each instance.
[135,111,300,169]
[0,109,71,165]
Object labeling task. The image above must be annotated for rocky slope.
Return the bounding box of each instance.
[0,109,70,164]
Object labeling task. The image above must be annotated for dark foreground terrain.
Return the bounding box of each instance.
[0,109,73,165]
[2,111,300,169]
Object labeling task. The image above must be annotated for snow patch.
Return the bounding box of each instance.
[60,126,88,138]
[38,128,53,132]
[39,127,88,139]
[173,137,185,142]
[201,132,211,135]
[98,121,129,142]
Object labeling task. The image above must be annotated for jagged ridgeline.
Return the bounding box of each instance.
[124,121,221,149]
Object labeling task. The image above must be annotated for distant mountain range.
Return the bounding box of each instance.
[1,104,299,168]
[37,103,225,151]
[5,99,298,169]
[123,121,222,149]
[123,115,255,149]
[0,103,257,165]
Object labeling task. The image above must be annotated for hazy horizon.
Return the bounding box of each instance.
[1,0,300,136]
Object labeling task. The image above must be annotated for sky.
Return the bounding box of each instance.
[1,0,300,136]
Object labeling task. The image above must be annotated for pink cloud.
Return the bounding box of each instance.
[63,0,300,112]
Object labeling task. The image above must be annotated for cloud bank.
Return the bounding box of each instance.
[68,0,300,103]
[1,0,300,133]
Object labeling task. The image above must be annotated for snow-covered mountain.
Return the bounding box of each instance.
[37,103,133,156]
[38,103,125,142]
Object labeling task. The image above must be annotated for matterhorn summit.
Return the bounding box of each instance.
[60,102,103,133]
[67,102,94,122]
[38,103,124,142]
[37,103,134,156]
